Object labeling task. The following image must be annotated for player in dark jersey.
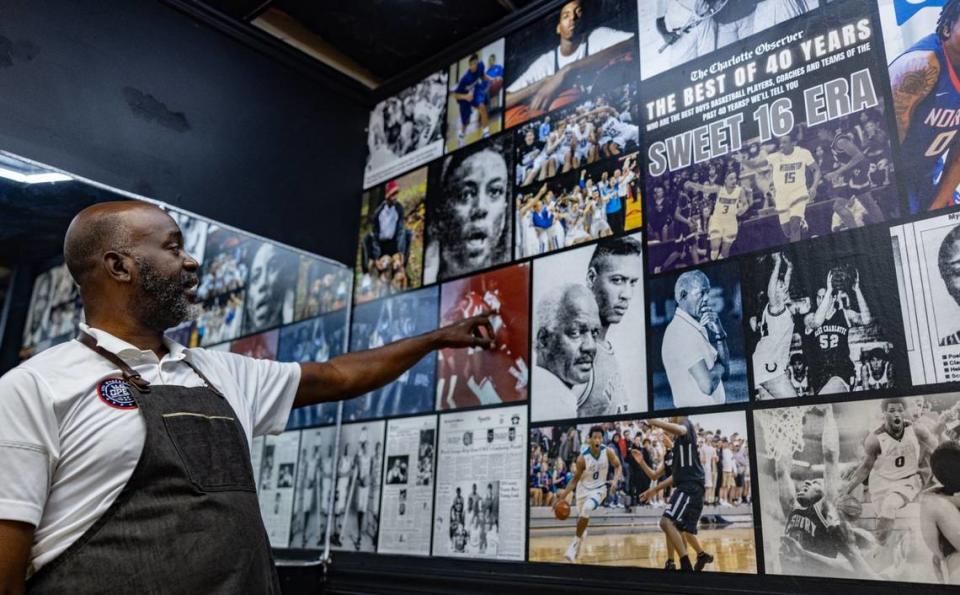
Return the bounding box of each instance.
[802,267,872,395]
[775,405,879,577]
[640,417,714,572]
[890,0,960,213]
[921,441,960,583]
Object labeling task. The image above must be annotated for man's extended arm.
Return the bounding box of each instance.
[294,316,492,408]
[0,520,32,595]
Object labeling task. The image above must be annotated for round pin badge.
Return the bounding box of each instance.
[97,378,138,410]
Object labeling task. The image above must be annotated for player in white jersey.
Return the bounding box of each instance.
[332,443,355,547]
[684,170,749,261]
[758,133,821,242]
[354,441,372,550]
[753,253,797,399]
[841,398,938,546]
[857,348,892,392]
[555,426,622,563]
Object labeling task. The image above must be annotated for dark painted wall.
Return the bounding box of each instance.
[0,0,366,266]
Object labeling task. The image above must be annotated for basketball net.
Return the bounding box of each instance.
[757,407,809,460]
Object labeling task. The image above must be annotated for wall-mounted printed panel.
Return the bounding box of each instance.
[355,167,427,304]
[531,233,646,422]
[432,405,527,560]
[279,310,349,430]
[504,0,638,129]
[257,430,302,549]
[289,425,338,550]
[424,134,514,284]
[378,414,438,555]
[445,39,506,154]
[754,393,960,584]
[529,411,756,573]
[516,151,641,260]
[346,286,439,421]
[364,71,448,190]
[878,0,960,214]
[891,209,960,385]
[437,263,530,411]
[638,1,821,81]
[642,2,900,275]
[648,260,748,410]
[330,420,386,552]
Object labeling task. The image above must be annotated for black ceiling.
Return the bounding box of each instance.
[197,0,539,83]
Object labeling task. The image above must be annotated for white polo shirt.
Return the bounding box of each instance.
[0,323,300,575]
[531,364,587,422]
[661,307,726,408]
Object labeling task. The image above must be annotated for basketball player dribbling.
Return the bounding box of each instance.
[753,253,796,399]
[684,171,749,261]
[554,426,622,563]
[841,398,938,547]
[889,0,960,212]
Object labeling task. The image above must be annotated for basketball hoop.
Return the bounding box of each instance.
[757,407,809,461]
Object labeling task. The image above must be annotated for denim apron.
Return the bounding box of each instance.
[27,332,280,594]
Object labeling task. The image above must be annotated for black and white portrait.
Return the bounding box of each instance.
[530,233,646,422]
[385,455,409,485]
[331,422,385,552]
[289,426,337,550]
[638,0,821,81]
[364,71,448,189]
[242,242,300,335]
[648,261,748,410]
[424,135,513,283]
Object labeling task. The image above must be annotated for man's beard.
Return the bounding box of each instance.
[134,258,199,332]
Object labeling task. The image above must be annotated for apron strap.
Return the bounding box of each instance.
[76,332,152,393]
[76,331,225,397]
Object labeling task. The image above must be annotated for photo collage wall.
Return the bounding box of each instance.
[17,0,960,586]
[249,0,960,585]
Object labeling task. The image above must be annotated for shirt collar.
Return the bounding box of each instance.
[78,322,189,363]
[674,307,702,329]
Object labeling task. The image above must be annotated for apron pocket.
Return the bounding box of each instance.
[163,412,256,492]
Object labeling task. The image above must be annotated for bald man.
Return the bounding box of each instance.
[531,283,601,421]
[0,201,492,594]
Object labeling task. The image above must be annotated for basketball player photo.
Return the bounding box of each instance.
[530,233,646,422]
[742,227,908,399]
[503,0,637,129]
[512,81,640,193]
[242,242,299,335]
[445,39,506,153]
[195,289,245,347]
[891,210,960,385]
[754,393,960,584]
[344,287,439,421]
[648,261,748,410]
[437,263,530,410]
[515,153,641,259]
[879,0,960,213]
[294,255,351,320]
[198,225,255,301]
[424,135,513,283]
[289,425,337,550]
[643,2,901,275]
[329,421,385,553]
[528,411,757,573]
[22,268,53,350]
[355,167,427,303]
[638,1,821,81]
[278,309,349,430]
[256,430,301,548]
[364,70,448,189]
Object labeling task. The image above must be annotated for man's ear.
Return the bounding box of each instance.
[536,326,550,349]
[586,266,597,287]
[103,251,134,283]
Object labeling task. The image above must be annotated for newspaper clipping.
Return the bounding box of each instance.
[289,425,338,550]
[330,421,386,552]
[891,210,960,385]
[257,430,302,548]
[433,405,527,560]
[378,415,438,555]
